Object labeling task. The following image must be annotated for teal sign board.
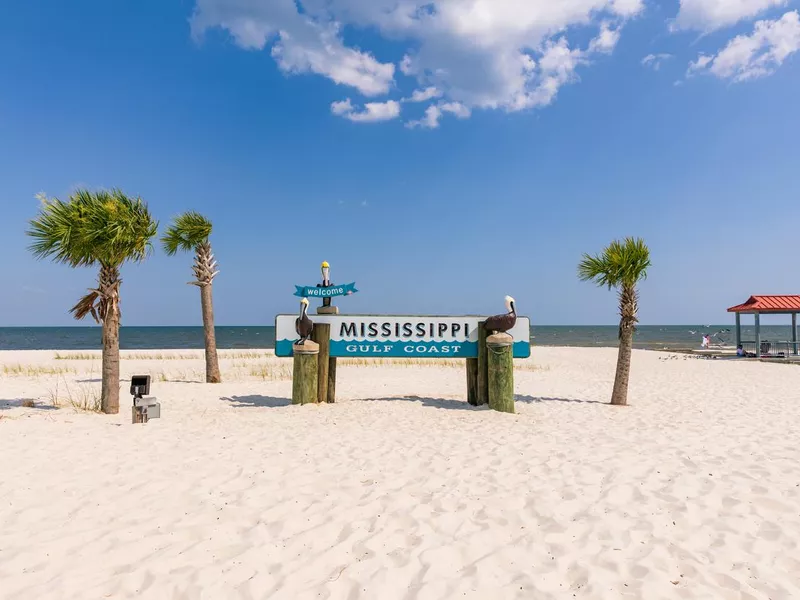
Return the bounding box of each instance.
[294,283,358,298]
[275,315,531,358]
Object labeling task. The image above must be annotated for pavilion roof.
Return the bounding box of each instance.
[727,295,800,314]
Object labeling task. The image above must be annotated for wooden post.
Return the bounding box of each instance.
[476,322,489,406]
[317,305,339,403]
[466,359,478,406]
[292,341,319,405]
[327,357,337,403]
[487,333,515,414]
[312,323,330,405]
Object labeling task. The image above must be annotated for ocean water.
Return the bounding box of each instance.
[0,325,795,351]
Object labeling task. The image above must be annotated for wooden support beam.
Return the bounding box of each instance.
[487,333,515,414]
[317,305,339,403]
[466,359,478,406]
[793,313,798,355]
[476,322,489,406]
[292,341,319,405]
[311,323,330,405]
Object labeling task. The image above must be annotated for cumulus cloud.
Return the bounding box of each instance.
[192,0,642,126]
[191,0,394,96]
[674,0,787,31]
[687,11,800,81]
[331,98,401,122]
[589,22,622,53]
[405,87,443,103]
[406,101,472,129]
[641,53,674,70]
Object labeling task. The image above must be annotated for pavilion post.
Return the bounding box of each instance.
[754,312,761,358]
[735,313,741,347]
[792,313,798,355]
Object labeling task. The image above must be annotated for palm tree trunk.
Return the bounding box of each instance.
[610,284,638,406]
[200,282,221,383]
[99,265,121,413]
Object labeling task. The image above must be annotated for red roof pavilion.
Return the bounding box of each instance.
[727,295,800,314]
[727,295,799,357]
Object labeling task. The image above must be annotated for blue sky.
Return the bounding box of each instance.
[1,0,799,327]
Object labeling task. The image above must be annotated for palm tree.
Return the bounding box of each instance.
[27,189,158,413]
[578,237,651,406]
[161,212,221,383]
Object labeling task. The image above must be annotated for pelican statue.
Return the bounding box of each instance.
[295,297,313,345]
[484,296,517,335]
[317,261,333,307]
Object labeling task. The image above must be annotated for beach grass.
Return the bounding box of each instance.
[45,376,101,412]
[2,364,77,377]
[54,351,271,361]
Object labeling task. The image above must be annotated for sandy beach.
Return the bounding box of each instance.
[1,348,799,599]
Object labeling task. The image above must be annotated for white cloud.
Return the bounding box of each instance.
[331,98,401,122]
[441,102,471,119]
[331,98,354,115]
[589,22,621,53]
[406,87,442,103]
[674,0,787,31]
[406,101,472,128]
[641,53,674,70]
[192,0,394,96]
[406,106,443,129]
[193,0,642,125]
[687,11,800,81]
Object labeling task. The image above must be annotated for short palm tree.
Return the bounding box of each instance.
[578,237,651,406]
[27,189,158,413]
[161,212,221,383]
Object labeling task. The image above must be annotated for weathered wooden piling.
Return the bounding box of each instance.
[311,323,331,405]
[466,358,479,406]
[317,305,338,403]
[476,322,489,406]
[487,333,514,414]
[292,341,319,405]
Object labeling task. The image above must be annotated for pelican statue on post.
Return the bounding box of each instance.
[318,261,333,308]
[295,297,314,345]
[484,296,517,335]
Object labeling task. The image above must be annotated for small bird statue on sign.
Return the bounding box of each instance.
[317,261,333,307]
[295,297,314,345]
[484,296,517,334]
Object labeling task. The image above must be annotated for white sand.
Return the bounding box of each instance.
[1,348,800,599]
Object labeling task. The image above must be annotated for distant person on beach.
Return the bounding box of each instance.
[701,334,710,349]
[736,344,755,358]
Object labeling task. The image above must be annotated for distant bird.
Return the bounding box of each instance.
[295,298,313,345]
[689,330,697,335]
[484,296,517,334]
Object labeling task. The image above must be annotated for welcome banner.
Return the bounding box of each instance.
[293,283,358,298]
[275,315,531,358]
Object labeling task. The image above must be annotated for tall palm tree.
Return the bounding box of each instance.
[578,237,651,406]
[161,212,221,383]
[27,189,158,413]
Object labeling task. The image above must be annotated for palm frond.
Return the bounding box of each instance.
[26,188,158,269]
[577,237,651,290]
[161,211,213,255]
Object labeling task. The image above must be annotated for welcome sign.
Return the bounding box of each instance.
[293,283,358,298]
[275,315,531,358]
